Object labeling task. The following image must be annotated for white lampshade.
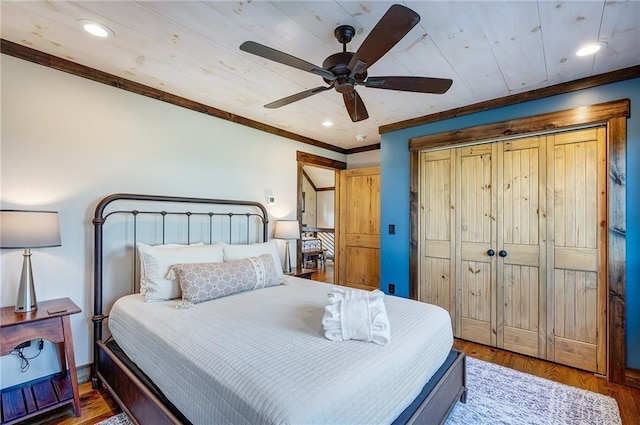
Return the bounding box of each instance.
[274,220,301,240]
[1,210,62,312]
[0,210,61,248]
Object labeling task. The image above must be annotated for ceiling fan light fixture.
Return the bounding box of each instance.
[77,20,115,39]
[576,42,606,57]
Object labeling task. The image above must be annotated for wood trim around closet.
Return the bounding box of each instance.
[382,66,639,134]
[409,98,631,387]
[409,99,629,151]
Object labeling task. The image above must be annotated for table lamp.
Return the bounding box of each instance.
[274,220,300,274]
[0,210,61,312]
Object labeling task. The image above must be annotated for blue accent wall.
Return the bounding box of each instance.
[380,78,640,369]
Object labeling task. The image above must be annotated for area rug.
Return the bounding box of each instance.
[446,357,621,424]
[96,357,621,425]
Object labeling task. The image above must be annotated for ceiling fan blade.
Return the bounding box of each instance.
[240,41,335,81]
[347,4,420,75]
[343,91,369,122]
[362,76,453,94]
[264,86,332,109]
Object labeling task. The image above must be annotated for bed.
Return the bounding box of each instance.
[91,193,466,424]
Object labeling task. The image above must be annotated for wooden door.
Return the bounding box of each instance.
[457,145,497,346]
[498,137,547,358]
[418,150,456,326]
[418,145,497,344]
[547,128,607,374]
[337,167,380,290]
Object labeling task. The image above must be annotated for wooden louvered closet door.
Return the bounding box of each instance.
[418,127,606,373]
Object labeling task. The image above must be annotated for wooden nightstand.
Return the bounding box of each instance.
[0,298,81,424]
[287,268,315,279]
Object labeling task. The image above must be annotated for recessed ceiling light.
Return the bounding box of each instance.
[77,20,115,38]
[321,120,333,127]
[576,42,606,57]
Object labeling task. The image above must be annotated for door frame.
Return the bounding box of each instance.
[409,99,629,385]
[296,151,346,280]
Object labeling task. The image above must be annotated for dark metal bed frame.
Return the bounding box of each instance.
[91,193,466,424]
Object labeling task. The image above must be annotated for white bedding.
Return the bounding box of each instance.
[108,277,453,425]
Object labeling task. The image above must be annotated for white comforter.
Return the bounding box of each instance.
[109,278,453,425]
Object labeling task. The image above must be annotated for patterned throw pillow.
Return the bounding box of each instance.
[170,254,280,308]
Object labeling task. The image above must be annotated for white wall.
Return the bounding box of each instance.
[346,149,380,168]
[0,55,345,388]
[317,191,334,228]
[301,175,316,227]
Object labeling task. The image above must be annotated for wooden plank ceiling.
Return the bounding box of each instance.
[1,1,638,150]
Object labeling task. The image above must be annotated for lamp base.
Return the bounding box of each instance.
[283,241,292,274]
[15,249,38,313]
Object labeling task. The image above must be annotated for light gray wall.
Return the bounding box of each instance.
[316,191,334,228]
[346,149,380,168]
[0,54,345,388]
[301,175,317,227]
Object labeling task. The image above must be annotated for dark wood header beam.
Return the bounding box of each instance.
[345,143,381,154]
[1,39,347,155]
[409,99,630,151]
[302,170,318,192]
[8,38,635,155]
[296,151,347,170]
[381,65,640,134]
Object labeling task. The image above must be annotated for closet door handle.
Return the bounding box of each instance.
[487,249,495,257]
[499,250,508,257]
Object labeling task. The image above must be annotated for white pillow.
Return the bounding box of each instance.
[222,240,284,280]
[137,242,224,301]
[138,243,204,294]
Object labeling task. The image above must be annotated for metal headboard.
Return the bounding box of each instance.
[91,193,269,382]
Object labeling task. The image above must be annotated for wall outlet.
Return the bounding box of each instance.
[388,224,396,234]
[388,283,395,294]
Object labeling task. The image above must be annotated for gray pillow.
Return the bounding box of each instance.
[170,253,280,308]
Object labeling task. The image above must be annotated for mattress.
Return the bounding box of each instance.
[108,277,453,425]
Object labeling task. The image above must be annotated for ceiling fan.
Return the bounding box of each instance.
[239,4,452,122]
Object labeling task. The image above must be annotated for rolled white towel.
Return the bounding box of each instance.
[322,288,390,345]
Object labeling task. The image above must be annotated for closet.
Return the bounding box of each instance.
[418,127,606,374]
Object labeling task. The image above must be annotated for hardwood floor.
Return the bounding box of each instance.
[309,260,334,284]
[20,380,119,425]
[27,339,639,425]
